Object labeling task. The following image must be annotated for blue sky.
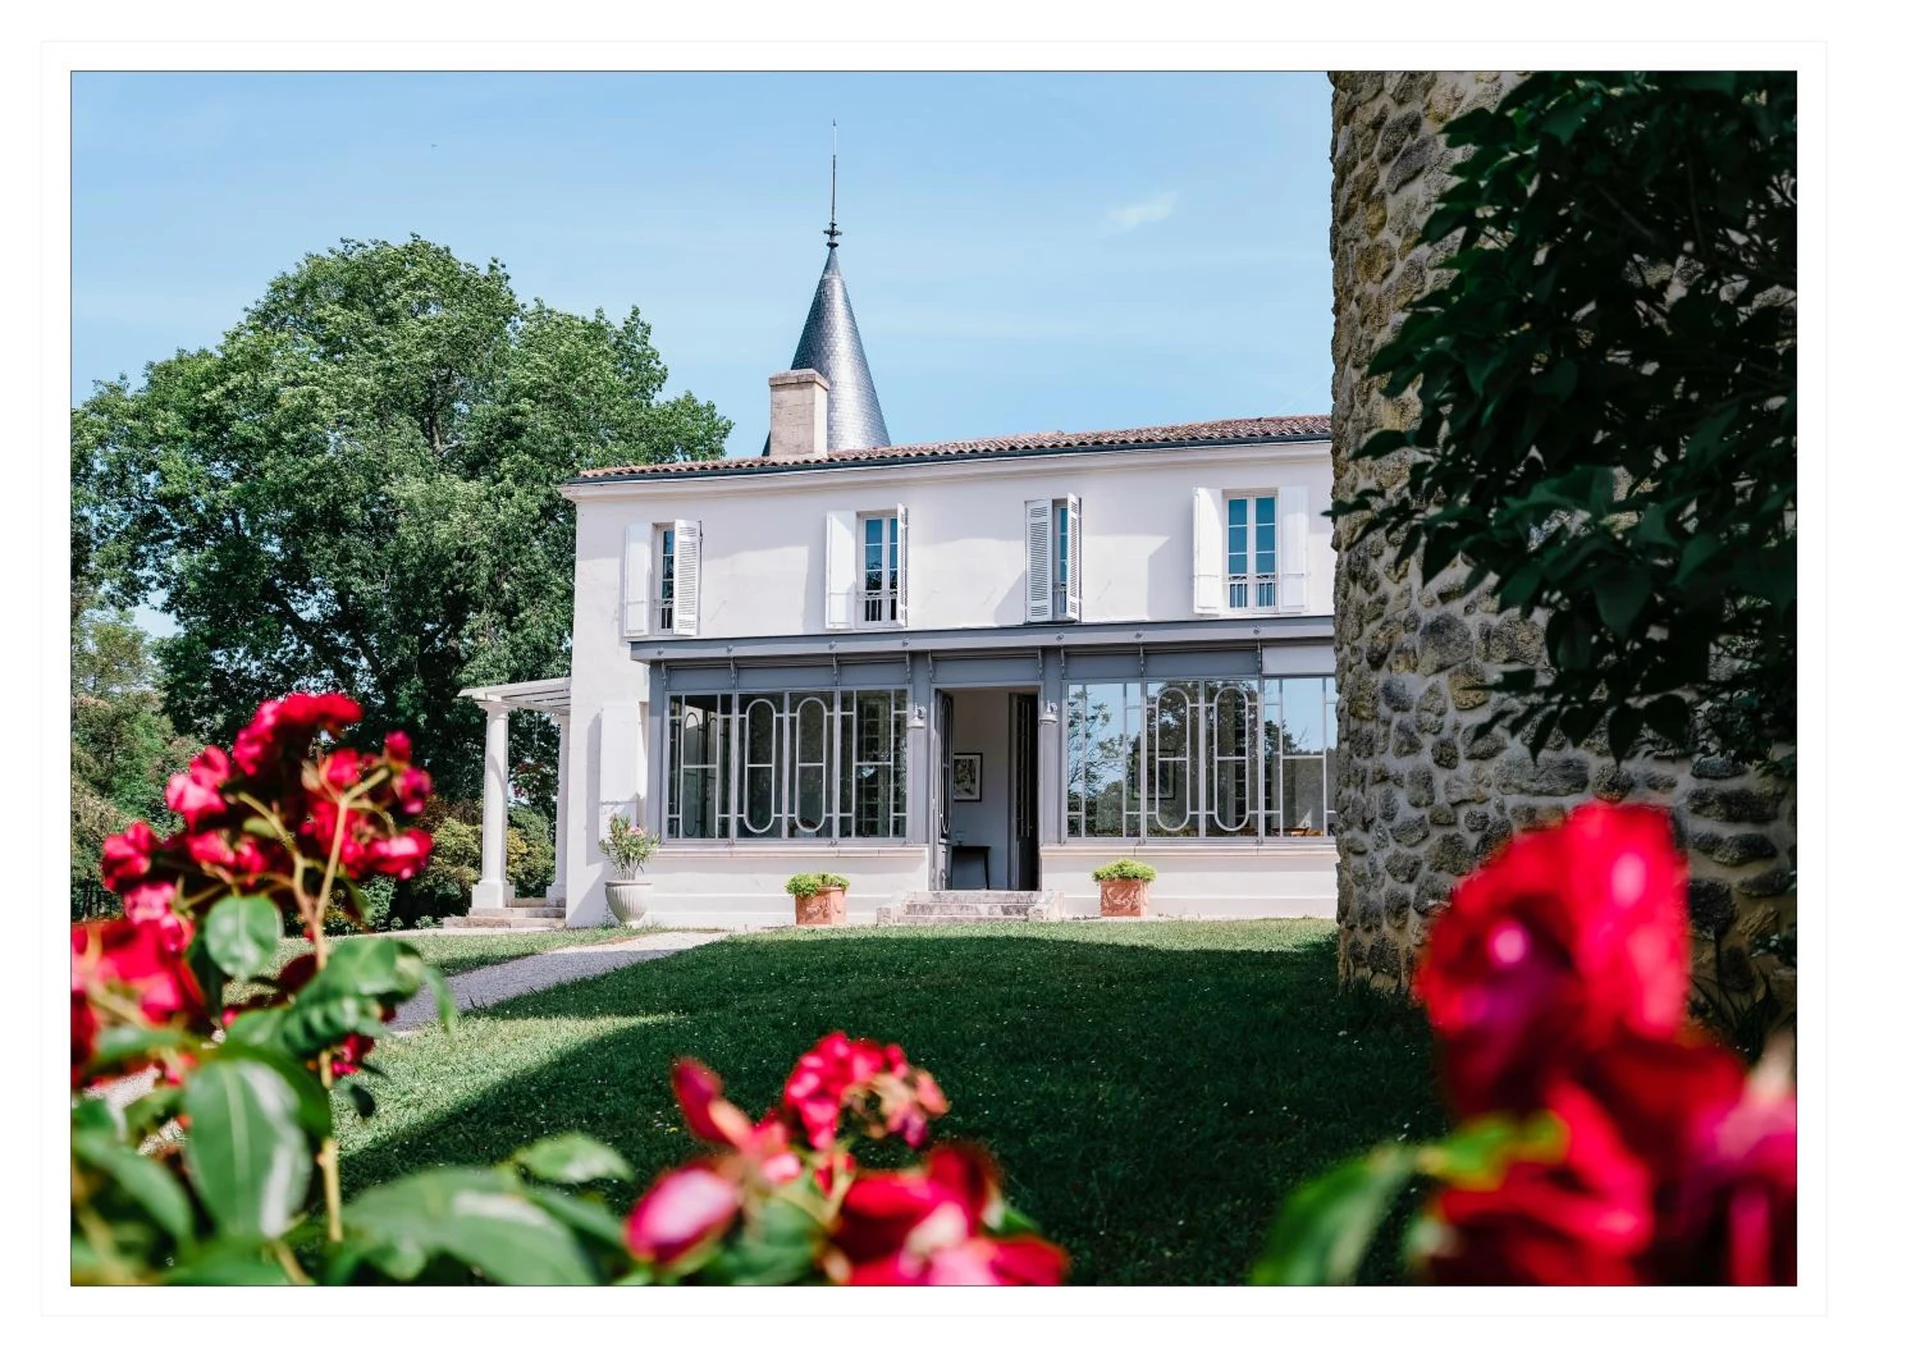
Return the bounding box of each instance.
[73,72,1332,625]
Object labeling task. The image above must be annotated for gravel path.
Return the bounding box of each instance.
[388,930,725,1032]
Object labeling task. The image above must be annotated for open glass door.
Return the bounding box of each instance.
[933,691,955,890]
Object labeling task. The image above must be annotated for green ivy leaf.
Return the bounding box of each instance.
[1250,1146,1417,1285]
[180,1053,315,1240]
[1593,568,1653,637]
[511,1134,634,1185]
[202,895,282,981]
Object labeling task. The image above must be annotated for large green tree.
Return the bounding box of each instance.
[73,237,730,795]
[1338,72,1795,767]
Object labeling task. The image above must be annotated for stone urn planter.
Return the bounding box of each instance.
[599,812,659,928]
[606,881,653,926]
[787,872,850,926]
[1093,859,1156,917]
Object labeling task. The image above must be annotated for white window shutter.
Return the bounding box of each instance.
[671,520,700,635]
[1279,486,1309,610]
[894,503,910,627]
[1024,500,1052,622]
[1065,494,1083,622]
[621,522,652,638]
[1192,488,1225,615]
[824,510,856,630]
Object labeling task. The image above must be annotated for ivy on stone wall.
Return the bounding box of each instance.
[1334,72,1796,766]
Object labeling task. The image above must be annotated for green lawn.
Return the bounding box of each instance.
[332,920,1444,1285]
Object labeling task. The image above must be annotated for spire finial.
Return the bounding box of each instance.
[824,120,842,248]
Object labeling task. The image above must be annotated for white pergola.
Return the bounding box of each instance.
[458,676,572,911]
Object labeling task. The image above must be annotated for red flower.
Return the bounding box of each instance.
[1414,803,1690,1116]
[71,916,207,1086]
[781,1032,946,1150]
[389,765,432,816]
[672,1058,757,1147]
[119,879,182,930]
[182,830,236,869]
[1656,1059,1798,1285]
[369,829,433,880]
[332,1031,377,1079]
[100,821,160,892]
[625,1165,742,1267]
[832,1146,1065,1286]
[384,731,412,763]
[233,691,362,776]
[164,746,233,830]
[1418,1087,1655,1285]
[319,748,368,793]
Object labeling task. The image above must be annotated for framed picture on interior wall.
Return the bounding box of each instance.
[951,753,983,802]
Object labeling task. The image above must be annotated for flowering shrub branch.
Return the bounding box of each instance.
[71,693,1063,1286]
[1253,804,1796,1285]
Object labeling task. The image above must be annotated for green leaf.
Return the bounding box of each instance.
[1250,1146,1417,1285]
[522,1185,631,1251]
[180,1053,315,1240]
[424,964,456,1032]
[1593,568,1653,637]
[72,1131,195,1243]
[343,1167,599,1285]
[702,1195,820,1286]
[1675,531,1719,586]
[84,1024,197,1076]
[345,1082,377,1119]
[164,1240,296,1285]
[1413,1113,1567,1189]
[202,895,282,981]
[512,1133,633,1185]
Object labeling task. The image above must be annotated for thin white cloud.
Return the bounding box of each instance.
[1102,191,1178,235]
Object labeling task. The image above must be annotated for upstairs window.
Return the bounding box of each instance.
[1226,494,1277,611]
[623,519,700,638]
[656,526,677,632]
[1192,487,1310,616]
[1025,495,1082,622]
[826,507,909,630]
[861,512,900,624]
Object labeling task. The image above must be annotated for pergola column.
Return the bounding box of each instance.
[547,712,570,903]
[473,699,512,910]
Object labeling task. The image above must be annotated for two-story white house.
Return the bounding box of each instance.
[460,238,1339,928]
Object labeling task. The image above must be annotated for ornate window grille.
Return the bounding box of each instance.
[860,513,899,624]
[1065,675,1338,839]
[666,689,907,841]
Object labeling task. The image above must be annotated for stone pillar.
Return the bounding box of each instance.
[547,712,570,903]
[1328,72,1797,991]
[473,700,512,911]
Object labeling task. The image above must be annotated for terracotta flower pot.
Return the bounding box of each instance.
[794,887,847,926]
[1099,878,1151,918]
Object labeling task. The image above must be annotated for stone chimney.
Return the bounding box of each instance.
[768,368,830,460]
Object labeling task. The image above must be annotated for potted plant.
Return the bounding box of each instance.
[786,871,850,926]
[1093,859,1156,918]
[599,813,659,926]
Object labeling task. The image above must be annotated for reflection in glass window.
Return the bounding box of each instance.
[666,690,906,840]
[1065,674,1338,839]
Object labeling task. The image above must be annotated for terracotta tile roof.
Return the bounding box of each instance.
[573,414,1332,484]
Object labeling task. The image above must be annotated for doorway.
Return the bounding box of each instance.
[936,686,1039,892]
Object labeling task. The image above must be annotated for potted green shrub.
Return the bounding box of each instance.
[786,871,850,926]
[599,813,659,926]
[1093,859,1156,918]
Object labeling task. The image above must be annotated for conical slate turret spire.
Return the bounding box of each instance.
[761,135,890,456]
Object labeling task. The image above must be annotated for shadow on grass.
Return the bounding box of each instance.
[338,924,1444,1286]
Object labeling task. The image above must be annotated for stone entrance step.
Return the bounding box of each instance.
[876,891,1062,925]
[442,901,566,931]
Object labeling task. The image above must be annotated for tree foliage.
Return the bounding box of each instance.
[70,596,195,895]
[73,237,730,795]
[1335,73,1795,764]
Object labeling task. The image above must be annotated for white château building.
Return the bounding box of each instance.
[461,228,1341,928]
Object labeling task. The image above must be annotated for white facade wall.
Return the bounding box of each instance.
[559,440,1338,928]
